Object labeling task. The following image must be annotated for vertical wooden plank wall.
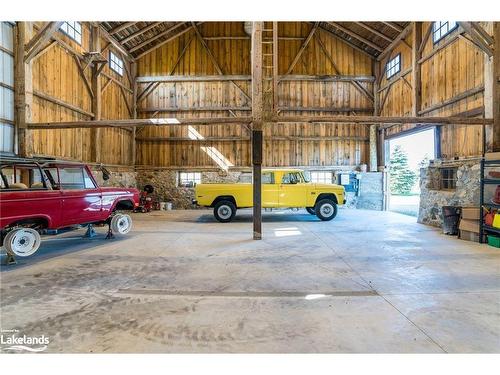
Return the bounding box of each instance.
[136,22,373,168]
[29,22,133,165]
[382,22,490,159]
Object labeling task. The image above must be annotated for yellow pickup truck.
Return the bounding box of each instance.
[194,169,346,222]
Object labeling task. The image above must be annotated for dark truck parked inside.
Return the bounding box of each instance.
[0,157,140,258]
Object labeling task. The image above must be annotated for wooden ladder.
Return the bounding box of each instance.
[262,21,278,117]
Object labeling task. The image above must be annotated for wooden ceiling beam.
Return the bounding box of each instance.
[26,115,492,130]
[382,22,404,33]
[135,24,198,59]
[274,115,492,125]
[28,117,253,129]
[327,22,384,52]
[317,25,375,58]
[137,74,250,83]
[109,22,136,35]
[129,22,186,53]
[119,22,162,44]
[98,23,134,61]
[354,22,393,43]
[377,23,413,61]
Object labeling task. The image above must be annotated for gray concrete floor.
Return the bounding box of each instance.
[1,209,499,353]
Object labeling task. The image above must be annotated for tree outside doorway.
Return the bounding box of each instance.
[388,129,435,217]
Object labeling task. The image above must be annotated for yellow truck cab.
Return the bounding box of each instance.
[194,169,346,222]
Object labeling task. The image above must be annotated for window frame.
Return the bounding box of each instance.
[58,167,88,190]
[432,21,458,44]
[385,53,401,80]
[178,172,201,187]
[59,22,82,45]
[281,172,303,185]
[310,171,333,184]
[109,51,124,76]
[439,167,457,191]
[262,172,275,184]
[0,22,15,155]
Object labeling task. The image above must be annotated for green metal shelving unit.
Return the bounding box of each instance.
[479,158,500,243]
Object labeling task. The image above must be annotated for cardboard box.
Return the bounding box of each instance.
[459,219,480,233]
[461,207,480,220]
[459,230,480,242]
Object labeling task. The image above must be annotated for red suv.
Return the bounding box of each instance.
[0,157,140,258]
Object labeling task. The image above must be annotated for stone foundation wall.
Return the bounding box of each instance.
[92,168,137,189]
[345,172,384,211]
[136,169,244,209]
[418,159,481,227]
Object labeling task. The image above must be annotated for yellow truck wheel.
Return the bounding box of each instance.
[214,200,237,223]
[315,199,338,221]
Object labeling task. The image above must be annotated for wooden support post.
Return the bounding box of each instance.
[484,22,500,152]
[494,22,500,151]
[131,61,137,166]
[252,22,263,240]
[14,22,33,157]
[369,125,378,172]
[434,125,442,159]
[412,22,422,117]
[90,24,101,163]
[372,60,380,172]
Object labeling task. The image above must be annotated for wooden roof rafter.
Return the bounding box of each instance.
[135,22,202,59]
[109,22,137,35]
[98,21,413,60]
[354,22,394,43]
[316,24,376,58]
[128,22,186,53]
[327,22,384,52]
[119,22,162,45]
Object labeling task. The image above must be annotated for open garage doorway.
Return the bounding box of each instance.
[386,128,437,217]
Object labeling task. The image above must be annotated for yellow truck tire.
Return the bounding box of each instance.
[315,199,338,221]
[214,200,237,223]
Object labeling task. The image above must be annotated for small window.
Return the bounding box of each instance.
[60,22,82,44]
[262,172,275,184]
[386,54,401,79]
[109,51,124,76]
[432,22,458,43]
[83,168,96,189]
[310,171,333,184]
[440,167,457,190]
[281,172,302,185]
[179,172,201,187]
[59,167,86,190]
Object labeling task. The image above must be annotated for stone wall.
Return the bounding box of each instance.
[346,172,384,211]
[136,169,243,209]
[418,159,481,227]
[91,168,136,189]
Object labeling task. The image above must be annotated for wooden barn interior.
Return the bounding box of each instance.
[0,20,499,353]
